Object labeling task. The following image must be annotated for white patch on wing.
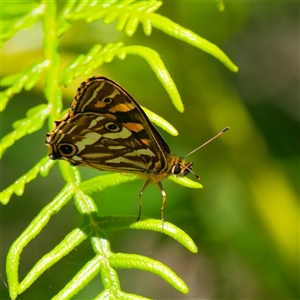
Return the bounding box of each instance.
[83,82,119,111]
[66,125,77,135]
[102,127,132,139]
[57,135,65,144]
[76,132,102,152]
[72,155,83,161]
[124,149,155,157]
[88,116,106,128]
[82,82,105,110]
[108,145,127,150]
[106,156,148,169]
[82,152,109,159]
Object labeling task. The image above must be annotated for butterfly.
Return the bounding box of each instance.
[46,76,229,223]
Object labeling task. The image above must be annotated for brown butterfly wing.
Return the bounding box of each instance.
[46,76,170,175]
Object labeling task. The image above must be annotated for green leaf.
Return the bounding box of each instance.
[60,43,184,112]
[0,60,49,112]
[54,255,104,299]
[0,104,51,158]
[63,0,238,72]
[79,173,140,195]
[149,13,238,72]
[141,106,178,136]
[1,3,45,46]
[109,253,189,293]
[19,228,89,294]
[6,184,75,299]
[95,216,198,253]
[119,45,184,112]
[0,157,54,205]
[169,175,203,189]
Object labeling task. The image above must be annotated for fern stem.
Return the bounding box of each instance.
[42,1,62,126]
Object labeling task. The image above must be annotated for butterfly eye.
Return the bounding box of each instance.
[104,122,121,132]
[172,164,182,175]
[58,143,77,157]
[102,97,113,104]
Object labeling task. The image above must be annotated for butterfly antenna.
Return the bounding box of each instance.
[184,127,230,158]
[180,163,201,180]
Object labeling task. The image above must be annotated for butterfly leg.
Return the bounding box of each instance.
[157,182,166,228]
[138,179,150,221]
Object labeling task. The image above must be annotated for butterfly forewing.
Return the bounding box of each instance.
[46,76,171,175]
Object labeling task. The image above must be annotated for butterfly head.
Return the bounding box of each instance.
[45,131,78,165]
[170,160,192,176]
[169,156,200,180]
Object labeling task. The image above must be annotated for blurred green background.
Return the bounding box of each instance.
[1,1,299,299]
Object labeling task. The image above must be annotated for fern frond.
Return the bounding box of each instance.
[1,3,45,46]
[18,227,89,294]
[60,43,184,112]
[109,253,189,293]
[0,60,49,112]
[8,210,197,299]
[62,0,238,72]
[0,104,51,158]
[0,157,54,205]
[141,106,178,136]
[169,175,203,189]
[6,184,75,299]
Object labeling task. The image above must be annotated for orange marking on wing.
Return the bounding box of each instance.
[140,138,151,147]
[124,122,144,132]
[109,103,135,113]
[103,113,117,120]
[94,101,107,108]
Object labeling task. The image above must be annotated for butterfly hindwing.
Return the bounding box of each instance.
[47,76,170,174]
